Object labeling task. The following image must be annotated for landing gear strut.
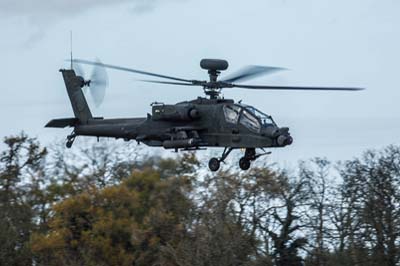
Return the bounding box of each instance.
[239,148,255,170]
[66,132,76,149]
[208,147,234,172]
[239,148,271,171]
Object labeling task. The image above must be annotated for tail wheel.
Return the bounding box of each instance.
[208,157,220,172]
[239,157,251,170]
[66,133,76,149]
[66,141,73,149]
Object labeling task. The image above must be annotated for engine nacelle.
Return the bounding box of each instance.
[152,104,200,121]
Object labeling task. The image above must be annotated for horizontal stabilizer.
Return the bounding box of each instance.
[45,118,78,128]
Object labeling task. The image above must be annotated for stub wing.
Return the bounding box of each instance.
[45,118,78,128]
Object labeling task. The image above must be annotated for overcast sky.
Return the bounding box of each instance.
[1,0,399,165]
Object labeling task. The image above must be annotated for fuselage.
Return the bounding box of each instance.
[74,97,293,150]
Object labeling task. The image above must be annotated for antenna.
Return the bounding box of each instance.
[70,31,73,70]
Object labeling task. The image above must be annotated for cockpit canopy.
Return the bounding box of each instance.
[223,104,276,133]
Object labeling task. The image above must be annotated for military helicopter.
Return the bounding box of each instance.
[46,58,363,171]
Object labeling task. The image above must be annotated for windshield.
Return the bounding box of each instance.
[242,104,276,126]
[223,104,241,124]
[223,104,275,132]
[240,109,261,132]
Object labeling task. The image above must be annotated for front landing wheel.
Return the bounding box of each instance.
[208,157,220,172]
[239,157,251,170]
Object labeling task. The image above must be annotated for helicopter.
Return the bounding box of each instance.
[46,58,363,171]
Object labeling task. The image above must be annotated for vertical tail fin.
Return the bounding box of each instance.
[60,69,92,124]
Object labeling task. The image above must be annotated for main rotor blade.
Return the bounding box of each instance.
[73,59,193,83]
[231,84,364,91]
[140,80,202,86]
[222,65,287,83]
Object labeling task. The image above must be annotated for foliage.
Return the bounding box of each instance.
[1,133,400,265]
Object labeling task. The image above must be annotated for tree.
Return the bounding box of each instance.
[300,158,335,266]
[338,146,400,266]
[265,171,309,266]
[3,131,400,266]
[0,133,47,265]
[31,167,194,266]
[169,169,262,266]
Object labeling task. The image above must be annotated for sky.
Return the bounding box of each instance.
[0,0,399,165]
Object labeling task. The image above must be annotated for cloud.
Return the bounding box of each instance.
[0,0,126,18]
[0,0,163,22]
[132,1,158,14]
[0,0,163,45]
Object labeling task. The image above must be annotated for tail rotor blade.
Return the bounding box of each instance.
[90,59,108,107]
[73,64,89,94]
[74,63,85,78]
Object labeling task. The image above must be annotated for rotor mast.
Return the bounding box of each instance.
[203,69,222,99]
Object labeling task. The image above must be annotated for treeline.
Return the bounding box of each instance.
[1,133,400,266]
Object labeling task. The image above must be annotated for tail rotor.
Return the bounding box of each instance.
[74,58,108,107]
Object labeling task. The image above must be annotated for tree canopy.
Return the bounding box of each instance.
[1,132,400,266]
